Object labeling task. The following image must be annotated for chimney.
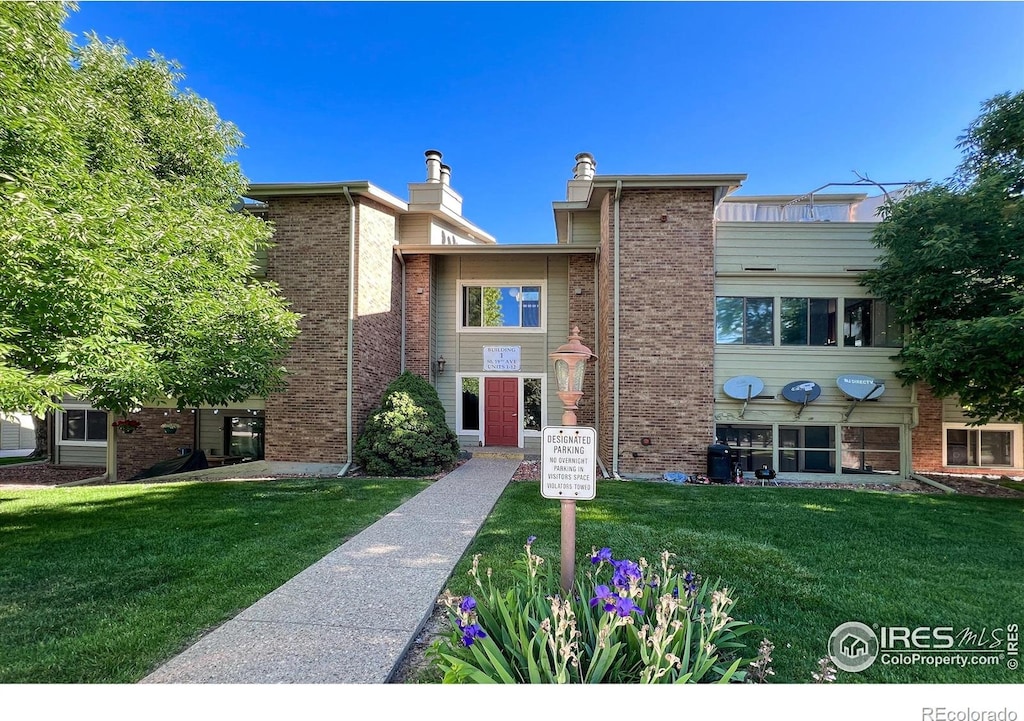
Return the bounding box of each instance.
[567,152,596,202]
[425,150,442,183]
[440,163,451,186]
[573,152,596,181]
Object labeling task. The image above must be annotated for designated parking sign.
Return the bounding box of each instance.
[541,426,597,500]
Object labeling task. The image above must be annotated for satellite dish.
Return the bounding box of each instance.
[837,374,885,401]
[781,380,821,404]
[723,376,765,400]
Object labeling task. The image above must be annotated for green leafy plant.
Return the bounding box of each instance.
[354,372,459,476]
[428,537,763,683]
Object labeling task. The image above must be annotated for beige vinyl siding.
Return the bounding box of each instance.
[570,211,601,245]
[714,274,909,425]
[1,416,35,450]
[435,254,569,438]
[716,222,880,273]
[398,215,431,245]
[198,410,223,456]
[55,444,105,466]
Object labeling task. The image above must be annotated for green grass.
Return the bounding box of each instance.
[443,481,1024,684]
[0,455,36,466]
[0,477,429,683]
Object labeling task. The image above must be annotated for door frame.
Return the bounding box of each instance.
[456,372,547,448]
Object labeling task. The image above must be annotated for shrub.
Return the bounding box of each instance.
[428,538,764,683]
[354,371,459,476]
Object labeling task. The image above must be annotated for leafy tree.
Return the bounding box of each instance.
[862,91,1024,424]
[0,4,299,474]
[355,372,460,476]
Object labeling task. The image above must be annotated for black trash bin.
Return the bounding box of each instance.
[707,443,733,481]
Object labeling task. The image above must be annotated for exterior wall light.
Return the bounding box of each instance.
[434,355,446,375]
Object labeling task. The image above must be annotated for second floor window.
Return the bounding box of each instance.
[462,285,542,329]
[843,299,902,348]
[782,298,838,346]
[715,297,773,345]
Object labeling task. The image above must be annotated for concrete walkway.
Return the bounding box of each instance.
[141,457,519,684]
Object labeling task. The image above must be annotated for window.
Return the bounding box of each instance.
[716,424,773,471]
[523,378,542,432]
[461,285,542,329]
[843,299,902,347]
[715,297,773,345]
[841,426,901,474]
[61,408,108,444]
[945,428,1014,467]
[781,298,838,346]
[461,377,480,432]
[779,425,835,473]
[223,416,264,460]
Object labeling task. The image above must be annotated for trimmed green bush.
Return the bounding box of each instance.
[354,371,459,476]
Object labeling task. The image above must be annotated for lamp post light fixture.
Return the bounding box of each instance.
[548,325,595,595]
[549,326,594,426]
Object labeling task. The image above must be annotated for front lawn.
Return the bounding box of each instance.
[0,477,429,683]
[441,481,1023,683]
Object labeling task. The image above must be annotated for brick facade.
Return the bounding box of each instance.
[404,254,432,379]
[912,383,945,472]
[263,196,351,463]
[568,254,597,429]
[597,195,615,465]
[116,408,197,479]
[352,199,403,433]
[612,188,717,474]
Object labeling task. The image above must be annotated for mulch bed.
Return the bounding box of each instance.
[0,462,116,489]
[511,461,1024,498]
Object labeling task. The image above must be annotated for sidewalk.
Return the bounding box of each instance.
[141,457,519,684]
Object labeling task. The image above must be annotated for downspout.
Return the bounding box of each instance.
[593,247,610,478]
[338,186,356,477]
[395,246,406,373]
[612,180,623,478]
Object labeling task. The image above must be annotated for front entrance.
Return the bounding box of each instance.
[484,377,519,447]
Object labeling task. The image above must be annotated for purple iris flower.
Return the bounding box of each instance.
[611,559,642,588]
[613,596,643,618]
[526,535,537,545]
[460,623,487,646]
[459,596,477,613]
[591,547,613,565]
[589,584,617,612]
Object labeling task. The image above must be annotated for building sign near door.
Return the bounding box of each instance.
[483,345,521,371]
[542,426,597,500]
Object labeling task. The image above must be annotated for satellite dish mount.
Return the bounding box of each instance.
[781,381,822,418]
[723,376,765,419]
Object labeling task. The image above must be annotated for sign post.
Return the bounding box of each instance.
[547,326,596,596]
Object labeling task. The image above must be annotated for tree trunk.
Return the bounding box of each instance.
[106,429,117,484]
[31,414,48,459]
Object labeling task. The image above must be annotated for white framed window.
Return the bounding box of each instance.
[58,405,108,446]
[943,423,1021,468]
[457,281,546,332]
[455,373,546,444]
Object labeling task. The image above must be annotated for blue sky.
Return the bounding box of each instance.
[63,2,1024,245]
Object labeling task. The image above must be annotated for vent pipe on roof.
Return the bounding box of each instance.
[573,152,596,181]
[425,150,442,183]
[440,163,451,186]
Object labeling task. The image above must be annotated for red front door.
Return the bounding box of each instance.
[484,377,519,447]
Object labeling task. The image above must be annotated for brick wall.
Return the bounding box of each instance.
[116,407,197,479]
[352,199,403,435]
[263,196,351,463]
[597,196,615,466]
[912,383,944,472]
[404,253,432,379]
[568,253,597,429]
[613,188,717,474]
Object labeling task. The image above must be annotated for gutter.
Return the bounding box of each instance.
[612,180,622,478]
[395,247,406,373]
[338,186,356,477]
